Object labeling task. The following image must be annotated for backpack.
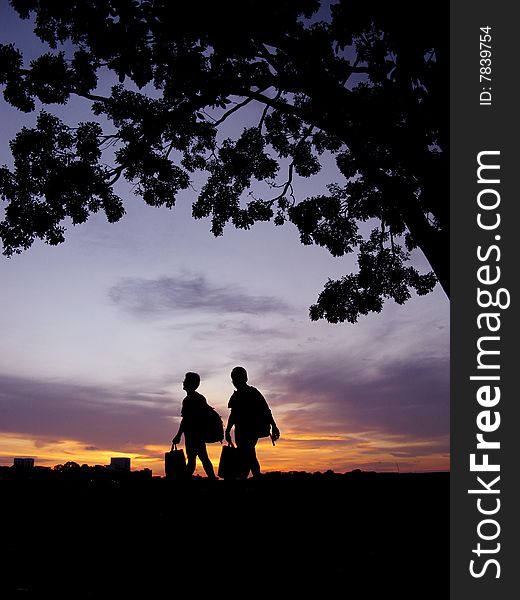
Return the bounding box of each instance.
[230,386,272,439]
[255,410,271,438]
[204,405,224,443]
[251,388,272,438]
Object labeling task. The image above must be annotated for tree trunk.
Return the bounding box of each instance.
[400,194,450,299]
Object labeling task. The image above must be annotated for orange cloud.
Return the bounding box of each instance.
[0,429,449,476]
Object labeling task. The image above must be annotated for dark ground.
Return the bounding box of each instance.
[0,469,449,598]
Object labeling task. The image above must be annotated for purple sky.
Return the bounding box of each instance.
[0,3,449,474]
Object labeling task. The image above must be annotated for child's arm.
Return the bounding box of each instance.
[225,411,235,443]
[172,418,184,445]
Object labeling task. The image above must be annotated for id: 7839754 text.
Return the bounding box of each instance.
[479,26,492,106]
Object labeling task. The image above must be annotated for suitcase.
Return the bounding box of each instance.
[217,443,242,480]
[165,444,187,480]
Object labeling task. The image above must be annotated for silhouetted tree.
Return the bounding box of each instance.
[0,0,448,322]
[53,461,81,472]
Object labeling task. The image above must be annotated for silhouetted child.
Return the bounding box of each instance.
[225,366,280,478]
[172,372,217,480]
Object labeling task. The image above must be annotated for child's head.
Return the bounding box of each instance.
[183,372,201,392]
[231,366,248,389]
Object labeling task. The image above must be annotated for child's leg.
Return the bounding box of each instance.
[250,445,261,478]
[197,443,217,479]
[185,438,197,476]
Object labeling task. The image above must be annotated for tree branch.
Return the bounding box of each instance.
[164,140,176,159]
[258,89,281,131]
[240,89,304,120]
[212,96,255,126]
[256,43,281,76]
[107,164,125,185]
[266,161,294,205]
[74,91,112,103]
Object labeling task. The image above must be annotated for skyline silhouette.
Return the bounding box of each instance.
[0,464,449,598]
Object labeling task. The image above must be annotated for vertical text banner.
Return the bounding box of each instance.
[451,1,518,599]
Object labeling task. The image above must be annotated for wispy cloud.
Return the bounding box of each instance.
[108,273,291,317]
[253,351,449,442]
[0,374,179,449]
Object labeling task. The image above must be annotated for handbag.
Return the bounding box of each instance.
[217,443,242,480]
[164,444,187,480]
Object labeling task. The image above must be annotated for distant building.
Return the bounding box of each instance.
[109,457,131,472]
[13,457,35,469]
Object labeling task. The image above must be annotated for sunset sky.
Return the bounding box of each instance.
[0,3,449,476]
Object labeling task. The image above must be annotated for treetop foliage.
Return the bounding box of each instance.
[0,0,449,322]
